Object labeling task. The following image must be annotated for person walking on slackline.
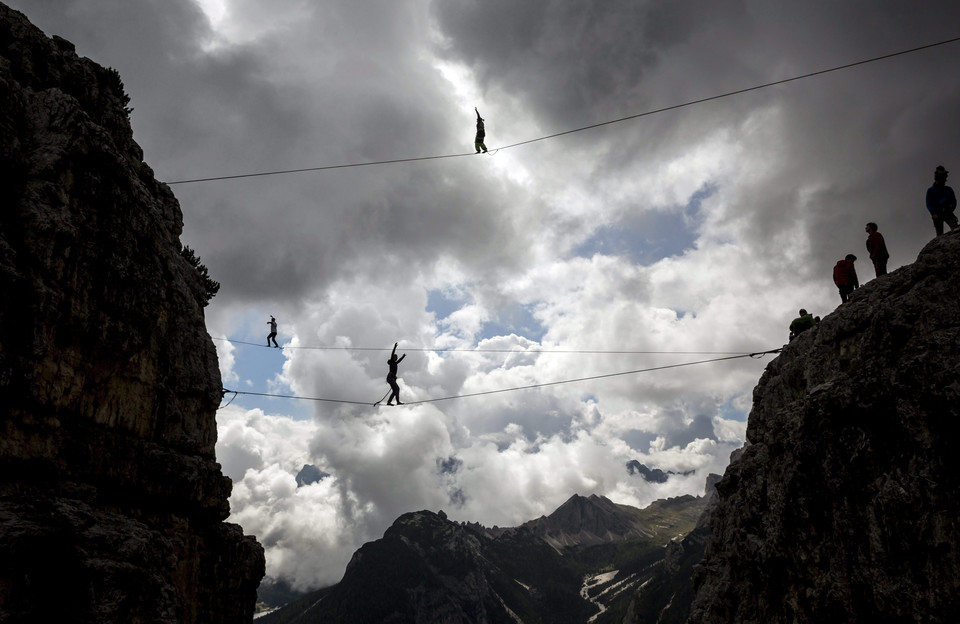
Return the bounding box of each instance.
[385,342,406,405]
[267,316,279,348]
[474,107,488,154]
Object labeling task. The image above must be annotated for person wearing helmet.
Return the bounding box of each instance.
[926,165,958,236]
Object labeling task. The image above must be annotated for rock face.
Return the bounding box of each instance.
[620,474,721,624]
[690,232,960,623]
[0,4,264,622]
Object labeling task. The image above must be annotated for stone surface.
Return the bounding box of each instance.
[689,232,960,623]
[0,3,264,622]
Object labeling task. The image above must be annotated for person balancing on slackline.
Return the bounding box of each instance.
[474,107,488,154]
[385,342,406,406]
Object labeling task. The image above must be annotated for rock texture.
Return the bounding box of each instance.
[690,232,960,623]
[0,4,264,622]
[620,474,721,624]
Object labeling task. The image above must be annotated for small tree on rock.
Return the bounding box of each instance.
[181,245,220,306]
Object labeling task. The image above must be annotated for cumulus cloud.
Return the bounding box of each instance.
[14,0,960,590]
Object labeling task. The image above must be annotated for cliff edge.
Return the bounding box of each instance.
[0,3,264,622]
[690,231,960,623]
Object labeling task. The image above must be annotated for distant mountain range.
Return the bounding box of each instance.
[625,460,695,483]
[294,464,330,488]
[258,479,716,624]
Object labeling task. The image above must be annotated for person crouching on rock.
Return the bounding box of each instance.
[386,342,406,405]
[789,308,817,341]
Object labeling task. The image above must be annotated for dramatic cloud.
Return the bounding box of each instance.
[12,0,960,589]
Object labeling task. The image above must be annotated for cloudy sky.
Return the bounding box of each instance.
[11,0,960,590]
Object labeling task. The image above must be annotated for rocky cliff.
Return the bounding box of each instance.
[690,231,960,623]
[0,3,264,622]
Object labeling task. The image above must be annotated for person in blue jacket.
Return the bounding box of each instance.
[926,165,958,236]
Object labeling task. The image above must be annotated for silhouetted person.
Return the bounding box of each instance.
[865,222,889,277]
[474,107,487,154]
[385,342,406,405]
[789,309,817,341]
[926,165,958,236]
[833,254,859,303]
[267,316,279,348]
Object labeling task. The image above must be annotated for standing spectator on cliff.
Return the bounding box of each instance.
[267,316,279,348]
[865,222,889,277]
[474,108,488,154]
[833,254,859,304]
[926,165,958,236]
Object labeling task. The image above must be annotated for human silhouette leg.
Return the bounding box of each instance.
[387,378,400,405]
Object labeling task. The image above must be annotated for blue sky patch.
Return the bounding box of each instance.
[220,338,312,421]
[479,302,546,343]
[574,182,716,264]
[426,288,468,321]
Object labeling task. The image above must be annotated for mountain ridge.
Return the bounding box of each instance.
[259,483,714,623]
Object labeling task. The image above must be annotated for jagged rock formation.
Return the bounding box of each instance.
[690,232,960,623]
[295,463,330,488]
[0,4,264,622]
[625,460,694,483]
[619,473,721,624]
[260,492,710,624]
[518,493,693,550]
[264,510,573,624]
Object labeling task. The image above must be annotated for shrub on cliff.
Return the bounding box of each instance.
[181,245,220,306]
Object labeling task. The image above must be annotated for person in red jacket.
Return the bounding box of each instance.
[864,222,889,278]
[833,254,859,303]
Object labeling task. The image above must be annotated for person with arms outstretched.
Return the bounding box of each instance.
[474,108,487,154]
[267,316,279,348]
[385,342,406,405]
